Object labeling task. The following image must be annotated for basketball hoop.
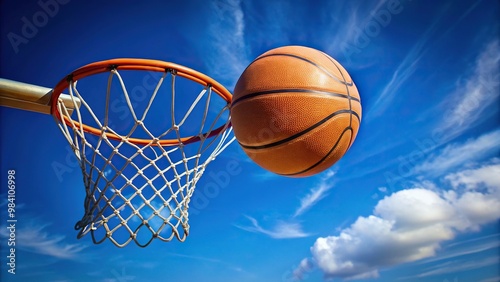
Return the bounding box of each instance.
[51,59,234,247]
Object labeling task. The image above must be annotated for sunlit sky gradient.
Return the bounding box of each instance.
[1,0,499,281]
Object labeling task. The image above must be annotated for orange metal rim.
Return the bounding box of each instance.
[51,58,233,146]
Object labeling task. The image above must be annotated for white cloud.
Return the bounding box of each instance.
[298,162,500,280]
[445,160,500,192]
[292,258,315,281]
[309,190,456,280]
[443,163,500,230]
[445,163,500,222]
[448,190,500,230]
[438,40,500,137]
[234,216,310,239]
[412,129,500,177]
[375,188,456,230]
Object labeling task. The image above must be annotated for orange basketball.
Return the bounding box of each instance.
[231,46,362,177]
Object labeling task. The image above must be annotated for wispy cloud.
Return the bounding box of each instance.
[481,276,500,282]
[294,170,336,217]
[235,216,310,239]
[163,252,246,274]
[416,233,500,265]
[446,232,500,247]
[436,40,500,138]
[326,0,387,57]
[206,0,249,88]
[295,161,500,280]
[166,252,223,263]
[293,182,332,217]
[236,171,336,239]
[368,2,487,123]
[412,129,500,177]
[0,198,88,260]
[367,16,442,119]
[0,220,88,260]
[416,255,499,278]
[369,52,421,117]
[337,28,498,183]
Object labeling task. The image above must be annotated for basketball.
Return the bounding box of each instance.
[231,46,362,177]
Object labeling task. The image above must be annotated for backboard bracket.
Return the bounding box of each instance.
[0,78,80,115]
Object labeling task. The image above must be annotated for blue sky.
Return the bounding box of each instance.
[1,0,499,281]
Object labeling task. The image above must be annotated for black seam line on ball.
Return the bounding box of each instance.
[239,109,359,150]
[321,51,355,147]
[231,88,360,107]
[254,53,354,86]
[280,126,352,176]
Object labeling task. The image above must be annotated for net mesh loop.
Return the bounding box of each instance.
[53,61,234,247]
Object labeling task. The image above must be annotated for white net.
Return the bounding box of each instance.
[53,65,234,247]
